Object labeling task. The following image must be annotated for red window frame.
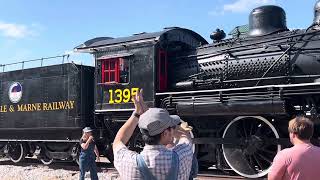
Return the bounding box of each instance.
[101,58,120,83]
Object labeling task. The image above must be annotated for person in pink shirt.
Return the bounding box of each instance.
[268,116,320,180]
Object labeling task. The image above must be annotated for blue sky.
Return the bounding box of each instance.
[0,0,317,69]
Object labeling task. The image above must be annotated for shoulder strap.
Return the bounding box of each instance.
[189,154,199,179]
[166,151,179,180]
[136,154,157,180]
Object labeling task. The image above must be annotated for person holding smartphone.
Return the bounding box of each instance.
[79,127,100,180]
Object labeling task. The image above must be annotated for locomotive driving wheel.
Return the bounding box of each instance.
[222,116,281,178]
[8,143,26,163]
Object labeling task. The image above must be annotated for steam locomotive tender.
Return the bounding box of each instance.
[1,2,320,179]
[0,63,94,165]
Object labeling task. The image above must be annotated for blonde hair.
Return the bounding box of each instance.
[288,116,314,140]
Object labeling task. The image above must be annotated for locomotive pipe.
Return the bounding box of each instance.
[176,100,286,116]
[174,81,195,89]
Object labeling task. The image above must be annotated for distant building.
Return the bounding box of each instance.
[228,24,249,38]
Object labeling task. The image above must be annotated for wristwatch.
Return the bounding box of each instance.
[133,112,140,119]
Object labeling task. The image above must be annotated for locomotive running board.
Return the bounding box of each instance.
[156,81,320,96]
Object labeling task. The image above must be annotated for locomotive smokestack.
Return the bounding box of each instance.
[314,0,320,25]
[248,5,288,36]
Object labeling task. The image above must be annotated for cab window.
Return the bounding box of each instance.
[101,57,129,84]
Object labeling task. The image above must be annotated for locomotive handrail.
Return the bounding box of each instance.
[0,54,69,73]
[177,29,320,61]
[224,75,320,83]
[202,29,319,51]
[175,74,320,93]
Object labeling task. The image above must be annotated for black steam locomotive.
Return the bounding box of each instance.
[1,2,320,178]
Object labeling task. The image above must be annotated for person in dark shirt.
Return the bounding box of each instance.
[79,127,100,180]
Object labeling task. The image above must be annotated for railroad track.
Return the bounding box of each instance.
[198,171,242,179]
[196,169,267,180]
[197,172,267,180]
[0,157,266,179]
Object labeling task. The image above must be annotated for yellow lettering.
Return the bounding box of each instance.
[131,88,139,97]
[8,100,76,112]
[115,89,122,103]
[47,103,52,110]
[65,101,70,109]
[43,103,47,110]
[53,102,58,110]
[32,104,37,111]
[9,105,14,112]
[37,103,41,111]
[0,105,7,112]
[27,104,31,111]
[17,104,27,112]
[109,89,115,104]
[23,104,27,111]
[69,101,75,109]
[123,89,131,103]
[58,101,65,109]
[17,104,23,111]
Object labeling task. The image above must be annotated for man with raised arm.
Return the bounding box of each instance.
[112,90,193,180]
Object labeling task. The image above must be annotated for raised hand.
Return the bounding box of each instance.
[174,122,193,139]
[180,122,193,131]
[88,135,94,142]
[132,89,148,115]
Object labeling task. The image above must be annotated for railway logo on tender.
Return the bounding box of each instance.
[8,82,22,103]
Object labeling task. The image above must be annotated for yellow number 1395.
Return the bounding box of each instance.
[108,88,139,104]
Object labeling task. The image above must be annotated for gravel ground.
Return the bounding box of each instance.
[0,157,254,180]
[0,157,119,180]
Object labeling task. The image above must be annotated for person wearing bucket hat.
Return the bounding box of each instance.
[113,89,194,180]
[79,127,100,180]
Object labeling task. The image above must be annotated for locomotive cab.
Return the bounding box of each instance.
[75,27,207,113]
[75,28,207,159]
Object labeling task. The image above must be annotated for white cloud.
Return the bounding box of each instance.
[224,0,276,13]
[208,9,225,16]
[0,21,36,38]
[209,0,276,15]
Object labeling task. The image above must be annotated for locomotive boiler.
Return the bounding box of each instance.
[0,1,320,179]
